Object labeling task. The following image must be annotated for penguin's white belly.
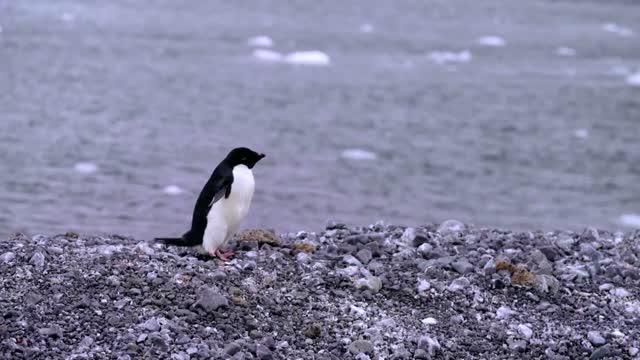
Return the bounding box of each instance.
[202,165,255,253]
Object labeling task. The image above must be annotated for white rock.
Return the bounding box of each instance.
[30,252,45,267]
[611,287,631,298]
[73,162,98,174]
[422,317,438,325]
[602,23,634,37]
[417,279,431,292]
[1,252,15,263]
[136,242,155,256]
[626,73,640,87]
[163,185,184,195]
[340,148,377,161]
[428,50,472,65]
[437,219,464,234]
[247,35,273,48]
[476,36,506,47]
[496,306,516,320]
[350,305,367,318]
[296,252,311,264]
[447,277,470,292]
[587,331,606,346]
[629,347,639,356]
[517,324,533,339]
[252,49,283,62]
[611,329,625,338]
[555,46,576,56]
[284,51,331,66]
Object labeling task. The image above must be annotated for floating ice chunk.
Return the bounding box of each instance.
[428,50,472,65]
[618,214,640,228]
[340,148,377,161]
[60,12,75,22]
[252,49,283,62]
[359,23,374,34]
[573,129,589,139]
[73,162,98,174]
[555,47,576,57]
[602,23,634,37]
[247,35,273,48]
[626,72,640,87]
[163,185,184,195]
[284,51,331,66]
[476,36,506,47]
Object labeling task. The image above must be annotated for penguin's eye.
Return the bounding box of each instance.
[242,157,247,161]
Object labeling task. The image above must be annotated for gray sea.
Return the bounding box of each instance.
[1,0,639,239]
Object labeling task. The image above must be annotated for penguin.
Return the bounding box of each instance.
[155,147,265,261]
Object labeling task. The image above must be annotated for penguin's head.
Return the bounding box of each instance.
[226,147,266,169]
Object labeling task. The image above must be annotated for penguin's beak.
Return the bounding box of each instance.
[258,153,266,159]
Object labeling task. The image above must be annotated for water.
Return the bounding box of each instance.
[1,0,640,239]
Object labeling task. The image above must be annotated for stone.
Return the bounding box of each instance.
[348,340,374,355]
[1,252,16,263]
[192,287,228,312]
[414,349,428,359]
[611,288,631,298]
[587,331,606,346]
[354,276,382,293]
[517,325,533,339]
[417,279,430,292]
[437,220,464,234]
[534,274,560,295]
[224,342,242,356]
[140,318,161,332]
[496,306,516,319]
[417,243,433,258]
[421,317,438,325]
[507,338,527,352]
[356,249,373,264]
[452,259,474,274]
[447,277,470,292]
[417,335,440,355]
[590,344,613,360]
[303,324,322,339]
[529,249,553,275]
[255,344,272,360]
[38,325,63,338]
[30,252,45,267]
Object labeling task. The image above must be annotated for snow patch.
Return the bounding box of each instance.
[284,51,331,66]
[602,23,634,37]
[476,36,506,47]
[428,50,472,65]
[73,162,98,174]
[247,35,274,48]
[618,214,640,228]
[340,148,377,161]
[252,49,283,63]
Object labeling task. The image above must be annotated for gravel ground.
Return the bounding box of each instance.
[1,222,639,359]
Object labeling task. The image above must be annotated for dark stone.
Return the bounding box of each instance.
[256,344,272,360]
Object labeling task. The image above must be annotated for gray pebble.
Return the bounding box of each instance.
[38,325,63,338]
[590,344,614,360]
[348,340,374,355]
[192,287,228,312]
[30,252,45,267]
[0,252,15,263]
[447,277,470,292]
[417,335,440,355]
[255,344,272,360]
[140,318,161,332]
[587,331,606,346]
[356,248,373,264]
[224,342,242,356]
[452,259,474,274]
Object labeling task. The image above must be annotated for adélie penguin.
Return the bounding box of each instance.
[155,147,265,261]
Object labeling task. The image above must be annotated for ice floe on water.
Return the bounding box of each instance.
[340,149,377,161]
[602,23,634,37]
[252,49,283,63]
[555,47,576,57]
[617,214,640,228]
[476,36,506,47]
[359,23,374,34]
[427,50,472,65]
[284,51,331,66]
[163,185,184,196]
[573,129,589,139]
[247,35,273,48]
[60,12,75,22]
[626,72,640,87]
[73,162,98,174]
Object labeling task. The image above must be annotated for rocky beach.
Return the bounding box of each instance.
[1,222,639,359]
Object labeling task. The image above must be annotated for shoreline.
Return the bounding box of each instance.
[1,223,639,359]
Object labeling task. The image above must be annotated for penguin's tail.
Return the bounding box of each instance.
[153,236,198,246]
